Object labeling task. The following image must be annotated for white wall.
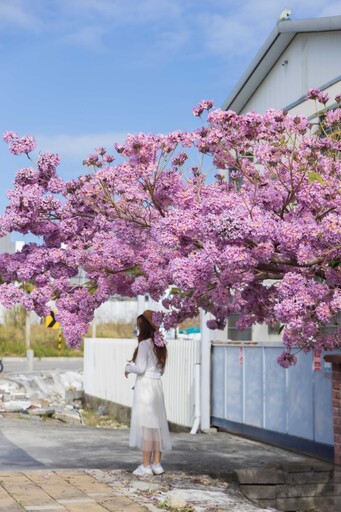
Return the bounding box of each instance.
[0,235,15,254]
[83,337,200,428]
[242,32,341,114]
[94,300,138,323]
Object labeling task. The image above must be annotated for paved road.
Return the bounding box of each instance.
[0,417,324,474]
[1,357,83,374]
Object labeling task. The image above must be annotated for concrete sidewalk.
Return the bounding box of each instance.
[1,464,340,512]
[0,418,340,511]
[0,468,276,512]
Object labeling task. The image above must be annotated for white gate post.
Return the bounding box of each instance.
[200,310,211,430]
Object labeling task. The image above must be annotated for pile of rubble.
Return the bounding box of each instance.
[87,468,278,512]
[0,370,84,424]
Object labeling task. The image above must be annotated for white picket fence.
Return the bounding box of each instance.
[83,337,200,428]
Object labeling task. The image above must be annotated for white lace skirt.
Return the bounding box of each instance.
[129,375,172,452]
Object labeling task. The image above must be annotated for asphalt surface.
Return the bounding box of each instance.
[1,357,83,374]
[0,416,327,476]
[0,415,340,511]
[0,363,340,511]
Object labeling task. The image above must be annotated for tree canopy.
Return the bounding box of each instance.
[0,89,340,366]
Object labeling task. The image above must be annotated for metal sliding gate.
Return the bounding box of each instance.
[211,343,336,460]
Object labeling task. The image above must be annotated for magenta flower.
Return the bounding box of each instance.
[0,95,340,360]
[153,331,166,347]
[8,134,36,155]
[306,88,321,100]
[192,99,214,117]
[277,352,297,368]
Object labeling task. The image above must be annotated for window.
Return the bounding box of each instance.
[268,322,281,335]
[228,313,252,341]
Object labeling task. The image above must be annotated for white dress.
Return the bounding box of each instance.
[125,338,172,452]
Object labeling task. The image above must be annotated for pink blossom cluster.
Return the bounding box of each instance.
[3,131,36,155]
[0,90,340,365]
[153,331,166,347]
[192,99,214,117]
[306,88,330,104]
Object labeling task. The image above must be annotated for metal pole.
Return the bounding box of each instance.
[25,310,34,371]
[58,330,62,355]
[25,310,31,349]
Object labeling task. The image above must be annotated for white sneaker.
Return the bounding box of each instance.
[151,463,164,475]
[132,464,153,476]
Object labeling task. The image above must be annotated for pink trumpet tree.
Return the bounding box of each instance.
[0,89,340,366]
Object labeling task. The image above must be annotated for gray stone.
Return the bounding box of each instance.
[167,496,188,509]
[236,468,285,484]
[130,480,162,492]
[65,389,84,405]
[277,462,319,473]
[277,482,341,498]
[2,400,32,412]
[202,427,218,434]
[285,470,332,484]
[256,498,277,509]
[276,495,341,511]
[241,484,276,500]
[54,410,82,424]
[332,470,341,483]
[29,407,55,417]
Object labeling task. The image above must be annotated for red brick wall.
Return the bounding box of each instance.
[332,362,341,465]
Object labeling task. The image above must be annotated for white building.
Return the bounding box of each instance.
[206,14,341,460]
[221,14,341,344]
[223,14,341,117]
[0,234,15,254]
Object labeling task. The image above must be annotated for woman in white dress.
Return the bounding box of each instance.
[125,310,171,476]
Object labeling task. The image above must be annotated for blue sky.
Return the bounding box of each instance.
[0,0,340,218]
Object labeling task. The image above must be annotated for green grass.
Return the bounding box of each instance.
[0,324,83,357]
[0,307,135,357]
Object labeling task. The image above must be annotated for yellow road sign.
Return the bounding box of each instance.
[45,310,60,330]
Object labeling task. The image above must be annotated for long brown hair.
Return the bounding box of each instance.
[130,314,167,369]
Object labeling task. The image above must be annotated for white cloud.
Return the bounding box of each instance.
[197,0,341,59]
[44,0,185,52]
[0,0,42,32]
[58,0,181,25]
[199,14,257,57]
[36,132,128,161]
[0,0,339,56]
